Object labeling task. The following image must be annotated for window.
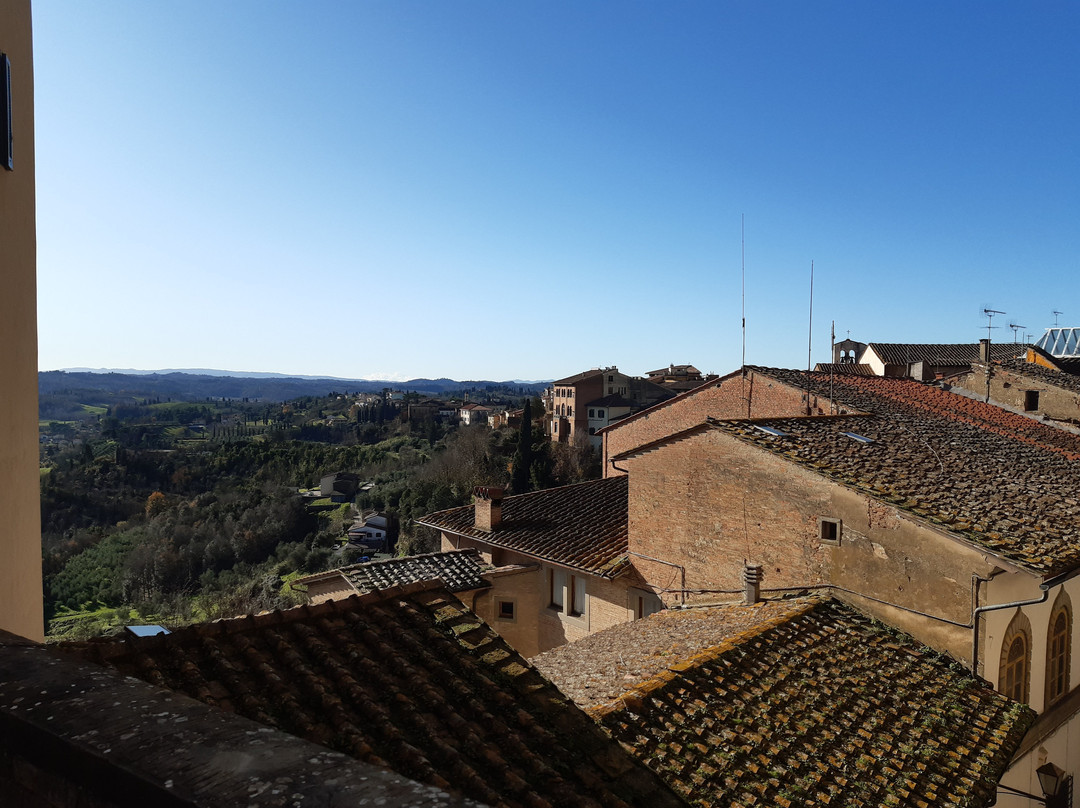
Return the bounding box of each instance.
[818,517,841,546]
[549,568,586,621]
[588,408,595,418]
[550,568,566,609]
[1000,610,1032,704]
[1004,637,1028,702]
[1024,390,1040,412]
[570,574,585,616]
[597,409,605,418]
[631,588,663,620]
[497,600,515,621]
[587,427,595,435]
[1046,593,1072,708]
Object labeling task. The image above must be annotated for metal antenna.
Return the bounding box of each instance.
[984,308,1005,341]
[807,261,814,373]
[1053,310,1064,326]
[1008,323,1025,343]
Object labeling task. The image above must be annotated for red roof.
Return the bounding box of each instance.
[418,477,630,577]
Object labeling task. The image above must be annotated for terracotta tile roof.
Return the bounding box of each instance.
[61,581,685,808]
[812,362,875,375]
[552,368,606,385]
[417,477,631,578]
[865,342,1025,366]
[533,599,812,710]
[554,599,1033,808]
[997,357,1080,394]
[708,369,1080,575]
[313,549,491,594]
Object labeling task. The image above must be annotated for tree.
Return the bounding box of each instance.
[510,399,533,494]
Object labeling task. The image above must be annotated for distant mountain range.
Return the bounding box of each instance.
[40,369,550,403]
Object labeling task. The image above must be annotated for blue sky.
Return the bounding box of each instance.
[33,2,1079,381]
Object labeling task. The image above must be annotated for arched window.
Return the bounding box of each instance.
[1000,610,1032,704]
[1046,592,1072,708]
[1003,637,1028,702]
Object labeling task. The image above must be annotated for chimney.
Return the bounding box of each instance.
[979,338,991,363]
[743,563,763,605]
[473,486,504,531]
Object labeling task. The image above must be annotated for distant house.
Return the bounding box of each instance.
[458,402,492,426]
[320,471,359,501]
[488,407,524,430]
[644,363,716,394]
[549,366,672,447]
[345,511,392,550]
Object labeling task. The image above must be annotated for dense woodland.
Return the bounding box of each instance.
[39,377,597,639]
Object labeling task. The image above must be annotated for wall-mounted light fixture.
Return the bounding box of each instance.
[998,762,1072,807]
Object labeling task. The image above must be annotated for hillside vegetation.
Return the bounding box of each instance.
[40,375,596,639]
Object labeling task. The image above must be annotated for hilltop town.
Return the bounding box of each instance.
[5,0,1080,805]
[11,334,1080,807]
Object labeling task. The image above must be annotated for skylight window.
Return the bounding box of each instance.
[754,425,789,438]
[841,431,874,444]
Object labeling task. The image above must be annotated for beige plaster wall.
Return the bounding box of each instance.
[0,0,43,642]
[439,532,638,657]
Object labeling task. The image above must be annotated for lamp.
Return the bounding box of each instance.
[1037,762,1065,798]
[997,762,1071,807]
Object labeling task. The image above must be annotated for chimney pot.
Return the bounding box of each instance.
[743,563,763,605]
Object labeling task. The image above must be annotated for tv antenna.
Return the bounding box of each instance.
[1053,310,1064,327]
[983,308,1005,341]
[1008,323,1025,343]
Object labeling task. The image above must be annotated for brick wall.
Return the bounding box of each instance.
[603,369,855,475]
[624,427,994,663]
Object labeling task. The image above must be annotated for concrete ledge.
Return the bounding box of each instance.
[0,633,482,807]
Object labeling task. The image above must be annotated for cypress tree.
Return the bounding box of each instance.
[510,399,533,493]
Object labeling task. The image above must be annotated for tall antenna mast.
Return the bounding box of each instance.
[983,308,1005,342]
[806,261,814,416]
[741,214,746,371]
[1008,323,1025,344]
[806,261,814,373]
[1053,310,1064,327]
